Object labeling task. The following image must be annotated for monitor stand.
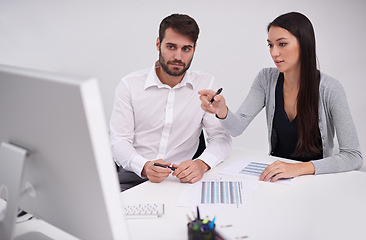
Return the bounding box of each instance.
[0,142,27,240]
[0,142,52,240]
[15,232,53,240]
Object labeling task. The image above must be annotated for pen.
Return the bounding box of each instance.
[196,206,200,220]
[209,216,216,230]
[195,206,203,231]
[153,162,176,171]
[202,218,210,231]
[209,88,223,104]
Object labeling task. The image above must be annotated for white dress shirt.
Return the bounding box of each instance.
[110,62,232,177]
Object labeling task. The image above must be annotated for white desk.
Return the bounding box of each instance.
[13,148,366,240]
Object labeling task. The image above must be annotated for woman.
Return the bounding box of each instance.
[199,12,363,182]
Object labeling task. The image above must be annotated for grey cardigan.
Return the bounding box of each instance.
[221,68,363,174]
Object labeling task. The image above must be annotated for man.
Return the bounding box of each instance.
[110,14,231,189]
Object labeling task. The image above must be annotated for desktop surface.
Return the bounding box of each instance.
[122,149,366,240]
[12,148,366,240]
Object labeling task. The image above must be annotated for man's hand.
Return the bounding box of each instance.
[172,159,210,183]
[141,159,172,183]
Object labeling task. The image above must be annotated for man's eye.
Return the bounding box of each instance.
[167,45,174,50]
[183,47,190,52]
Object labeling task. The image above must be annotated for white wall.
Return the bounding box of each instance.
[1,0,365,168]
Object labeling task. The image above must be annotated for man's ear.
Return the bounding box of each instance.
[156,37,160,51]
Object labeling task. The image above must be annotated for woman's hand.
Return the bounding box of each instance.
[259,160,315,182]
[198,89,228,119]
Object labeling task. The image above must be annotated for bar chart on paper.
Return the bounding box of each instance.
[240,162,269,176]
[201,181,242,205]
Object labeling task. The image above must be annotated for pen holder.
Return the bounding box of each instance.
[187,220,216,240]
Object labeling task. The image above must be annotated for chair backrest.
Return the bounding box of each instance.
[193,130,206,159]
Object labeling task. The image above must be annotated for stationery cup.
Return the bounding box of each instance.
[187,221,216,240]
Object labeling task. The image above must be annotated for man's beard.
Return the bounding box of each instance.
[158,52,193,77]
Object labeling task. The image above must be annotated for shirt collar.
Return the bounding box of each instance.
[144,61,194,90]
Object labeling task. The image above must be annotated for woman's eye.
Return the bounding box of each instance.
[267,43,273,48]
[279,43,287,47]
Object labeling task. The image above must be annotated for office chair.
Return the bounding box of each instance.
[116,130,206,192]
[193,130,206,160]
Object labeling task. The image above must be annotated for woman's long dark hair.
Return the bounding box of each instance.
[268,12,322,157]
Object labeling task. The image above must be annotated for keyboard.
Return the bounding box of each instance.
[123,203,164,218]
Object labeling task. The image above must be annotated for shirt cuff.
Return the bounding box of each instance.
[195,151,220,169]
[130,155,150,178]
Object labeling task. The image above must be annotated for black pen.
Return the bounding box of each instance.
[196,206,200,220]
[153,162,176,171]
[209,88,223,104]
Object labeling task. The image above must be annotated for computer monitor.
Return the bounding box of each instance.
[0,64,130,239]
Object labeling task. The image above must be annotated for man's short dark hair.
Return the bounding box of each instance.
[159,13,199,46]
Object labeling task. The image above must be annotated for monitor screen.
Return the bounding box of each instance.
[0,64,130,239]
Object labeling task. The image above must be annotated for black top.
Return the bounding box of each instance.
[271,73,323,162]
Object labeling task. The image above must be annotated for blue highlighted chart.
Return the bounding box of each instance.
[201,181,242,205]
[240,162,269,176]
